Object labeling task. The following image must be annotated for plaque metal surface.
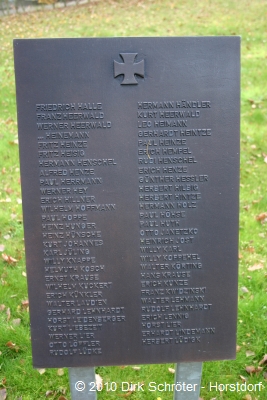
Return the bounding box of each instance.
[14,37,240,368]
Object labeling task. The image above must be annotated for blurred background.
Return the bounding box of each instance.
[0,1,267,399]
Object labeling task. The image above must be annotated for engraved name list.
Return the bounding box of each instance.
[137,100,214,346]
[36,101,126,358]
[14,37,240,368]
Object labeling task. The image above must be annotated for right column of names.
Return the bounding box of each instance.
[137,99,215,347]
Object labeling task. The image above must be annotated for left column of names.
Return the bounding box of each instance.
[35,102,125,360]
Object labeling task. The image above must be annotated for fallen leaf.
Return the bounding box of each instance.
[45,391,55,397]
[2,253,18,264]
[245,365,263,375]
[256,212,267,222]
[6,308,10,321]
[57,368,64,376]
[239,375,247,382]
[0,388,7,400]
[246,246,255,253]
[243,395,252,400]
[240,286,249,293]
[37,368,46,375]
[3,235,10,240]
[8,140,18,145]
[248,263,264,271]
[0,245,5,252]
[4,185,13,194]
[252,198,262,204]
[246,365,256,374]
[21,299,29,308]
[259,354,267,365]
[236,345,242,352]
[132,366,141,370]
[22,271,27,277]
[58,397,67,400]
[6,341,19,352]
[95,374,103,391]
[168,367,175,374]
[11,318,21,326]
[246,350,255,357]
[0,304,5,312]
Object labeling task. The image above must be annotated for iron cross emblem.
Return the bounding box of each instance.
[114,53,145,85]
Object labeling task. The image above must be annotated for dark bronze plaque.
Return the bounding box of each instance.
[14,37,240,368]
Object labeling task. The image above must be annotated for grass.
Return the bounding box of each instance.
[0,0,267,398]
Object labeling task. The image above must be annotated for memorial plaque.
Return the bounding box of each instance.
[14,37,240,368]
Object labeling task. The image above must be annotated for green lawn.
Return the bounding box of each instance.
[0,0,267,399]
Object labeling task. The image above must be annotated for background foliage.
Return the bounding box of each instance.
[0,0,267,399]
